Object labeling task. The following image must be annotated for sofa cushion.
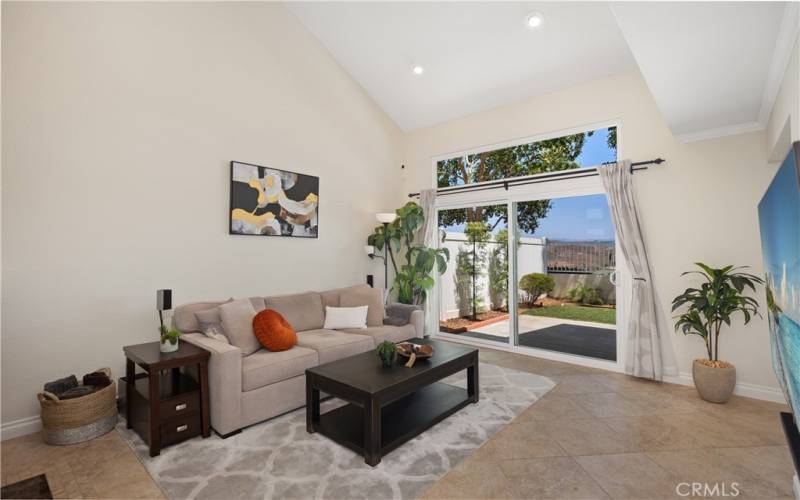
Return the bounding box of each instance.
[296,329,374,364]
[339,324,416,345]
[173,297,260,333]
[340,287,384,327]
[253,309,297,352]
[194,307,229,343]
[323,306,368,330]
[249,297,267,311]
[264,292,324,332]
[241,346,318,391]
[219,299,261,356]
[320,284,369,309]
[173,300,230,333]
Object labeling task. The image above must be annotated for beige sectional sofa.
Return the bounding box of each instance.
[172,285,422,436]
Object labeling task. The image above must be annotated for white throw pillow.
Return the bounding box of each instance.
[323,306,368,330]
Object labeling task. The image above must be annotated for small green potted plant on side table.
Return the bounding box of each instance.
[672,263,763,403]
[160,325,181,353]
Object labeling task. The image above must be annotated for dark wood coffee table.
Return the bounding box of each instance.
[305,338,478,466]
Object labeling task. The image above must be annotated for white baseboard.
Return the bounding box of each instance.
[664,372,787,404]
[1,415,41,441]
[793,474,799,500]
[442,333,786,403]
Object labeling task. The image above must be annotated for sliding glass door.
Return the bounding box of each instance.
[434,191,623,366]
[510,193,619,361]
[437,203,510,346]
[431,123,623,367]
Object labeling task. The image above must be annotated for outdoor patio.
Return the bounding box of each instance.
[450,315,617,361]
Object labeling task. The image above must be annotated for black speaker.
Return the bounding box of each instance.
[366,275,374,288]
[157,289,172,311]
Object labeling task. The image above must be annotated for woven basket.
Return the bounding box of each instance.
[37,368,117,445]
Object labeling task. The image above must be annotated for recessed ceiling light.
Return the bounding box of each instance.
[412,65,424,75]
[526,12,543,29]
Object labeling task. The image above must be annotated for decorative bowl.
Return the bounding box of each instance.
[396,343,434,359]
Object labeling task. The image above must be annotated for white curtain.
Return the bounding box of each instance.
[598,160,677,380]
[417,189,438,337]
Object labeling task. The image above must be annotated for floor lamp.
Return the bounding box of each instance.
[366,212,397,301]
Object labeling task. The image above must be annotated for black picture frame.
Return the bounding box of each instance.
[229,161,319,238]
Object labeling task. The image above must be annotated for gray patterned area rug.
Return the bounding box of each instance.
[118,362,554,500]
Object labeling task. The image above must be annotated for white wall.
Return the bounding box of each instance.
[438,232,545,319]
[3,4,796,439]
[767,30,800,157]
[402,70,782,398]
[1,2,402,434]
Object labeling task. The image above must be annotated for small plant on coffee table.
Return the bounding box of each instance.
[376,341,397,367]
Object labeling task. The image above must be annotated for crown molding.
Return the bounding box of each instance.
[675,3,798,145]
[675,120,765,144]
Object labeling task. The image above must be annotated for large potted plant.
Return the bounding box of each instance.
[671,263,763,403]
[367,202,449,305]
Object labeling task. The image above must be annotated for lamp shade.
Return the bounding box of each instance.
[364,245,375,256]
[157,289,172,311]
[376,213,397,224]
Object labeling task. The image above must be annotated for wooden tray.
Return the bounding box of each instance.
[396,343,434,359]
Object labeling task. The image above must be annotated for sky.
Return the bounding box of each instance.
[527,127,616,240]
[525,194,614,241]
[440,127,617,241]
[575,128,617,167]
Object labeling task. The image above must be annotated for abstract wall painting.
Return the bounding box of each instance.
[229,161,319,238]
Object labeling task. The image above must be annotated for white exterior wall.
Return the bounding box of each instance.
[439,232,545,320]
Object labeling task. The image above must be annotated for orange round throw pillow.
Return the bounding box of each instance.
[252,309,297,352]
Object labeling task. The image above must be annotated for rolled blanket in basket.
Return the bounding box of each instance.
[82,371,111,388]
[43,375,78,397]
[59,386,96,400]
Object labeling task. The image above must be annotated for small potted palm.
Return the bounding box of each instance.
[672,263,763,403]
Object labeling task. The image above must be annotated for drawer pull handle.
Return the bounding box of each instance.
[175,403,187,411]
[176,425,188,432]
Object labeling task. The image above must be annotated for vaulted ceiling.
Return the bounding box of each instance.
[287,1,798,141]
[612,1,794,142]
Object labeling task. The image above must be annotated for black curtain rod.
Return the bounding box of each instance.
[408,158,665,198]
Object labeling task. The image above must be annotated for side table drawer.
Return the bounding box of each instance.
[161,415,201,447]
[160,392,200,421]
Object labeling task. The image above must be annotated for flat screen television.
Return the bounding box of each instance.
[758,140,800,476]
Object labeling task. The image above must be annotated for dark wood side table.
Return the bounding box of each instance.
[122,341,210,457]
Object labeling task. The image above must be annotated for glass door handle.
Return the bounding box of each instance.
[609,270,618,286]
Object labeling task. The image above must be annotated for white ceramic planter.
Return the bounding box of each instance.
[160,339,179,353]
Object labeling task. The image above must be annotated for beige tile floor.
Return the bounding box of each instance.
[422,345,797,499]
[1,343,795,500]
[1,428,164,499]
